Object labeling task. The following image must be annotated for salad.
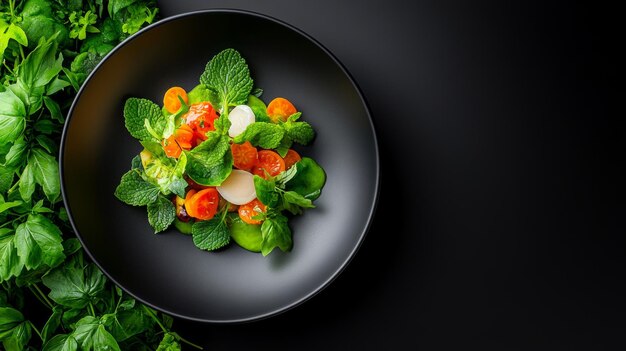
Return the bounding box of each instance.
[114,48,326,256]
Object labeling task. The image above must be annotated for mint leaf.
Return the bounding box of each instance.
[15,214,65,271]
[114,170,160,206]
[192,215,230,251]
[284,113,315,145]
[29,148,61,203]
[0,230,23,282]
[232,122,284,149]
[123,98,164,141]
[0,88,26,145]
[42,262,106,309]
[185,133,233,186]
[260,215,292,256]
[42,334,78,351]
[0,306,32,351]
[200,48,253,111]
[147,196,176,233]
[72,316,121,351]
[282,190,315,215]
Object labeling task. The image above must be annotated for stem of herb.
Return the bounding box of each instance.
[88,302,96,317]
[29,321,43,340]
[28,285,53,310]
[33,283,55,309]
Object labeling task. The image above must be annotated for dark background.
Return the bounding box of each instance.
[157,1,624,349]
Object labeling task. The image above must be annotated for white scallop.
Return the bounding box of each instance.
[217,170,257,205]
[228,105,255,138]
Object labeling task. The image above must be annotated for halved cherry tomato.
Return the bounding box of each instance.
[238,198,266,225]
[184,189,198,218]
[184,102,219,142]
[267,97,296,123]
[252,150,286,178]
[185,188,219,221]
[283,149,301,170]
[162,124,195,158]
[231,141,258,171]
[163,87,189,114]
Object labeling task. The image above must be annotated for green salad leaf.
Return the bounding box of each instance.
[42,334,79,351]
[114,170,160,206]
[260,214,292,256]
[123,97,164,141]
[15,214,65,271]
[232,122,284,149]
[200,48,253,111]
[42,262,106,309]
[192,212,230,251]
[72,316,121,351]
[185,133,233,186]
[147,195,176,233]
[0,306,32,351]
[286,157,326,200]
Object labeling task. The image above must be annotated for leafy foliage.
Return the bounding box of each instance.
[0,1,202,350]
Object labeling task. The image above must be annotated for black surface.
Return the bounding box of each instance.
[61,11,378,322]
[85,0,626,349]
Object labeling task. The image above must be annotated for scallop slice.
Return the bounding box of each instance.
[217,170,257,205]
[228,105,255,138]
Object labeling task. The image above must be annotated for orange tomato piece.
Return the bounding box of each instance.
[238,198,266,225]
[252,150,286,179]
[266,97,296,123]
[282,149,301,170]
[163,87,189,114]
[184,189,198,218]
[231,141,258,171]
[162,124,195,158]
[185,188,219,221]
[184,102,219,142]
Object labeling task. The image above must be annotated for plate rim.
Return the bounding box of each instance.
[59,8,381,324]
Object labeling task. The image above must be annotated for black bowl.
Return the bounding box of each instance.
[61,9,379,323]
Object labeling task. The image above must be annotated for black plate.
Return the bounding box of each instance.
[60,9,379,323]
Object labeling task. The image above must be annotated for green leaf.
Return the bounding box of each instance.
[246,95,271,123]
[36,135,58,154]
[15,214,65,270]
[187,84,218,106]
[18,35,64,94]
[123,98,164,141]
[104,305,152,342]
[0,201,22,214]
[192,215,230,251]
[0,230,23,282]
[3,137,28,168]
[285,157,326,200]
[29,148,61,202]
[73,316,121,351]
[0,22,28,58]
[260,214,292,256]
[18,164,35,201]
[108,0,140,17]
[42,262,106,309]
[185,133,233,186]
[282,190,315,215]
[147,195,176,233]
[41,306,63,344]
[253,176,279,208]
[0,88,26,145]
[0,307,31,351]
[34,119,57,134]
[42,334,78,351]
[156,333,181,351]
[114,170,160,206]
[45,78,71,97]
[200,48,253,111]
[284,113,315,145]
[0,166,15,194]
[232,122,284,149]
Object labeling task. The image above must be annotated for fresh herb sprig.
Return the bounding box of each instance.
[0,1,202,350]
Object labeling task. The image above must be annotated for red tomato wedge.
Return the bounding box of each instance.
[238,198,266,225]
[185,188,219,221]
[252,150,286,179]
[267,97,296,123]
[282,149,301,170]
[162,124,195,158]
[231,141,258,171]
[184,102,218,142]
[163,87,189,114]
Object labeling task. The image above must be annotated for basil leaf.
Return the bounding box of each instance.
[72,316,121,351]
[0,306,31,351]
[253,175,279,208]
[260,214,292,256]
[28,148,60,203]
[42,262,106,309]
[42,334,78,351]
[285,157,326,200]
[0,88,26,145]
[185,133,233,186]
[15,214,65,271]
[0,230,23,282]
[156,333,181,351]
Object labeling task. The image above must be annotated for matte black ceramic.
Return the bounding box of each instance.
[61,9,379,323]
